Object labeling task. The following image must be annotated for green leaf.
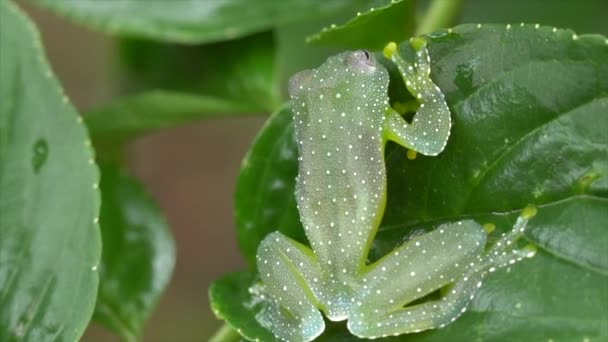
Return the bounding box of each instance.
[307,0,416,50]
[523,196,608,274]
[0,2,100,341]
[25,0,369,44]
[459,0,608,36]
[224,24,608,339]
[93,165,175,341]
[86,31,278,141]
[209,271,277,342]
[234,106,305,269]
[117,31,279,113]
[85,90,253,140]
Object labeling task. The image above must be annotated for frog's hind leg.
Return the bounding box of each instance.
[349,270,486,338]
[255,232,325,342]
[347,208,537,338]
[383,38,451,156]
[348,220,487,338]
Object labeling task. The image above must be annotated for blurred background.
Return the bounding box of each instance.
[18,1,607,341]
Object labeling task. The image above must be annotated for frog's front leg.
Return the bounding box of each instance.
[383,38,451,156]
[255,232,325,341]
[347,208,536,338]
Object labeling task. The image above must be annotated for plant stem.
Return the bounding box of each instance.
[416,0,465,35]
[209,323,240,342]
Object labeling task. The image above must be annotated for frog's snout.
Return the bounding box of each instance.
[288,69,313,97]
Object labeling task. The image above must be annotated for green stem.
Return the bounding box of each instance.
[209,323,241,342]
[415,0,466,35]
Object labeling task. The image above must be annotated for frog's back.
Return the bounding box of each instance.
[289,51,390,277]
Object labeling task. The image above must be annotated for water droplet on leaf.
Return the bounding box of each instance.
[32,138,48,173]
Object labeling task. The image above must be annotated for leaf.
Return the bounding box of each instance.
[25,0,369,44]
[460,0,608,36]
[307,0,416,50]
[234,106,305,269]
[117,31,280,114]
[93,164,175,341]
[85,90,253,140]
[222,24,608,339]
[524,196,608,274]
[209,271,277,342]
[0,2,101,341]
[86,31,278,141]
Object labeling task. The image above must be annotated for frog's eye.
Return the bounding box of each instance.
[346,50,376,74]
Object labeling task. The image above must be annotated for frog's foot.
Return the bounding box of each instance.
[480,205,538,272]
[255,232,325,342]
[382,38,451,156]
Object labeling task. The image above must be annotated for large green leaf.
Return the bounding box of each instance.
[218,24,608,340]
[0,2,101,340]
[93,165,175,341]
[86,31,278,141]
[25,0,368,44]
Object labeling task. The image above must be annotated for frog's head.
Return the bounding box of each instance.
[288,50,388,100]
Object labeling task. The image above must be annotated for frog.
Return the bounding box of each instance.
[253,38,537,341]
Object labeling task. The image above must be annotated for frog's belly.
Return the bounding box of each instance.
[295,144,387,275]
